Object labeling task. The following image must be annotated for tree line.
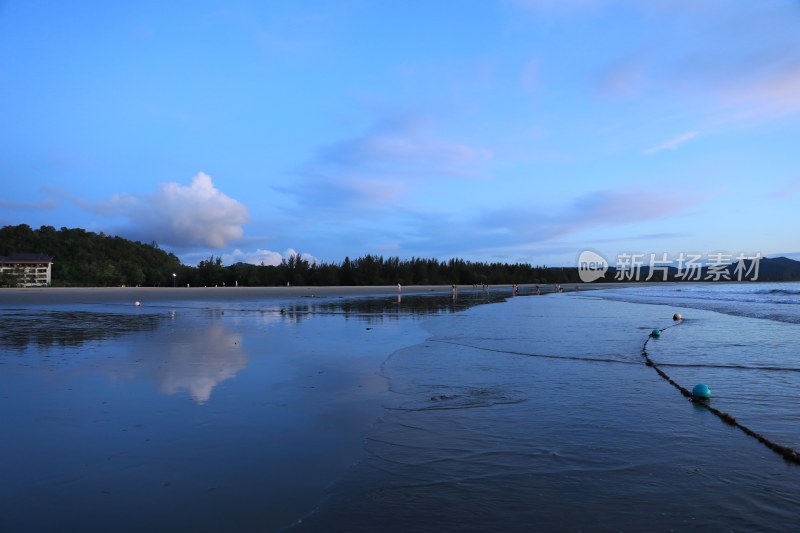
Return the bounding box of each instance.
[1,225,182,287]
[193,254,577,288]
[0,225,576,287]
[5,225,796,288]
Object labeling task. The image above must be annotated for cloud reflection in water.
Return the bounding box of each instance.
[0,308,248,404]
[108,318,248,404]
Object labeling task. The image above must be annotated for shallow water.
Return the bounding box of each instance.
[595,281,800,324]
[298,291,800,531]
[2,286,799,531]
[0,292,500,532]
[601,283,800,454]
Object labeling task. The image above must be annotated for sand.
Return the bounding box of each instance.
[0,281,628,306]
[0,284,466,305]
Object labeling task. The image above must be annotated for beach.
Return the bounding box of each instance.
[1,285,799,531]
[0,284,465,305]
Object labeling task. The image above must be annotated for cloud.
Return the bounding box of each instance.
[0,198,58,211]
[484,188,688,242]
[596,55,646,98]
[93,172,249,249]
[223,248,318,266]
[723,64,800,122]
[766,178,800,199]
[280,116,493,212]
[317,116,492,175]
[513,0,621,15]
[274,169,409,211]
[643,132,698,154]
[655,4,800,124]
[521,1,800,127]
[571,188,697,224]
[559,231,688,246]
[669,50,800,124]
[388,188,708,260]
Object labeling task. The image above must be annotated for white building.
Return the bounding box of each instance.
[0,253,53,287]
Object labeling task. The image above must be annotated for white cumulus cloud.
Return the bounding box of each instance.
[96,172,249,248]
[223,248,318,266]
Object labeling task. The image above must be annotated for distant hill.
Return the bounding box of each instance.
[0,224,182,287]
[757,256,800,281]
[603,255,800,282]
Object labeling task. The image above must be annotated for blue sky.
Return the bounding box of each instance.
[2,0,799,267]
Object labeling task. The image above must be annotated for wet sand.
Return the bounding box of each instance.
[0,285,448,304]
[0,282,619,306]
[0,286,501,531]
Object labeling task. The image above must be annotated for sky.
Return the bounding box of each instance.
[1,0,800,268]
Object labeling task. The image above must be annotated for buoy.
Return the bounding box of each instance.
[650,329,661,337]
[692,383,711,399]
[135,301,141,307]
[673,313,682,321]
[280,308,286,315]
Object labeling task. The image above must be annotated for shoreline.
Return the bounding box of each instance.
[0,282,632,305]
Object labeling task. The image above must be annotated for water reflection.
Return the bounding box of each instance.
[118,321,248,404]
[0,308,247,404]
[279,290,507,325]
[0,292,506,403]
[0,309,165,351]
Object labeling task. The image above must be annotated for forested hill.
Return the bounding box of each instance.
[0,225,181,287]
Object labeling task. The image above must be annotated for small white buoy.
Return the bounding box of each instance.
[135,301,141,307]
[673,313,682,321]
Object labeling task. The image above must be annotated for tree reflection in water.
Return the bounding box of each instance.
[0,309,166,351]
[279,290,507,325]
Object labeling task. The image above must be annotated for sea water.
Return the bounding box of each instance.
[298,284,800,531]
[1,286,799,531]
[598,282,800,453]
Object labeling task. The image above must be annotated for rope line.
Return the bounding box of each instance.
[655,362,800,373]
[642,322,800,465]
[432,339,636,365]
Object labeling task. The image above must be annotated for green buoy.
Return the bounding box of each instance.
[692,383,711,399]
